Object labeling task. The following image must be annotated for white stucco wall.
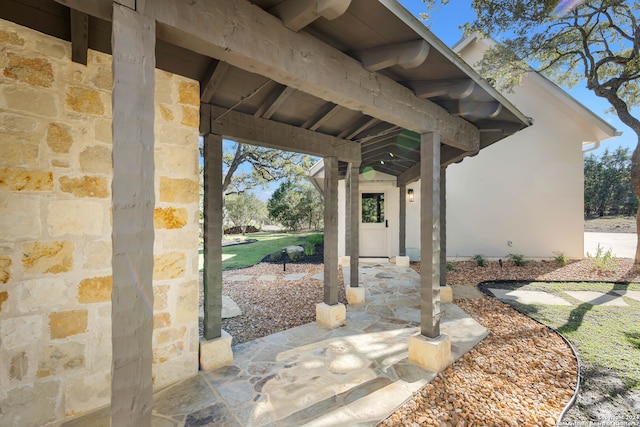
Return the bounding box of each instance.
[337,170,399,258]
[404,38,609,260]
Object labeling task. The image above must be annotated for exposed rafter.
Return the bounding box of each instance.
[440,101,502,119]
[254,85,296,119]
[353,40,430,72]
[362,146,416,163]
[270,0,352,32]
[474,119,524,136]
[200,61,230,104]
[302,102,338,130]
[70,9,88,65]
[406,79,475,100]
[204,104,361,162]
[338,117,380,140]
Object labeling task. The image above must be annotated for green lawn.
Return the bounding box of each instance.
[200,231,318,270]
[502,281,640,392]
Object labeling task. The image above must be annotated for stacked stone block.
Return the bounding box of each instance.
[0,19,200,425]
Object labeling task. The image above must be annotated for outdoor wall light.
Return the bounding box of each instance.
[407,188,414,202]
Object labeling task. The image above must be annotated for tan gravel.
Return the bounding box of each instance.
[216,263,347,345]
[380,296,577,427]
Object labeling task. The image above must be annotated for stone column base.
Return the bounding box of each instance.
[339,256,350,266]
[395,256,410,267]
[408,333,452,372]
[316,302,346,328]
[440,286,453,303]
[199,330,233,371]
[346,285,365,305]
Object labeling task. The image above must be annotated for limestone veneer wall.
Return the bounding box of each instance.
[0,19,200,425]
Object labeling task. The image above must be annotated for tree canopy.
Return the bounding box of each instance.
[584,147,637,216]
[424,0,640,262]
[220,141,316,196]
[267,181,323,231]
[224,193,268,234]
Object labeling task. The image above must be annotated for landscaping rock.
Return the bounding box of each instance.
[283,245,304,257]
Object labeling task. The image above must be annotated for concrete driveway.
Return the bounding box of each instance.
[584,232,637,258]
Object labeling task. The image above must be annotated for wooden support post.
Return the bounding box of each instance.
[110,5,155,426]
[70,9,88,65]
[345,165,351,257]
[324,156,339,304]
[203,134,223,340]
[348,161,360,288]
[399,184,407,257]
[440,166,447,287]
[419,132,441,339]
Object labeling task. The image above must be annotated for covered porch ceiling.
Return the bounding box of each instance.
[3,0,531,182]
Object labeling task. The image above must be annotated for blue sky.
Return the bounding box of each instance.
[400,0,636,157]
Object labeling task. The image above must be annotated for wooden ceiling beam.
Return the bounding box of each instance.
[309,104,342,131]
[269,0,352,32]
[57,0,481,151]
[200,60,230,104]
[406,79,475,100]
[255,85,296,119]
[352,40,430,72]
[338,117,380,140]
[439,100,502,119]
[205,104,361,163]
[70,9,88,65]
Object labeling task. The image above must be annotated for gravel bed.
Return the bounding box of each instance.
[199,262,346,344]
[380,296,577,427]
[418,258,640,284]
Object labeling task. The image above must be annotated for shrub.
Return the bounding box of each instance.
[587,245,618,272]
[554,252,567,266]
[269,251,283,262]
[289,250,302,262]
[446,262,456,271]
[508,253,528,267]
[303,242,315,256]
[306,233,324,246]
[471,254,487,267]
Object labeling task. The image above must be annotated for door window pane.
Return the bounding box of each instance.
[362,193,384,223]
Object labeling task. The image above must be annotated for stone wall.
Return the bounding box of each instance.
[0,18,200,425]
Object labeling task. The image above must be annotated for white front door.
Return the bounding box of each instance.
[360,192,388,257]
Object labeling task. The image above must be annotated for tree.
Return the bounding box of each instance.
[585,147,637,216]
[424,0,640,263]
[267,181,324,231]
[224,193,267,234]
[198,140,315,196]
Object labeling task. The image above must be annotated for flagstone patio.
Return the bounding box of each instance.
[60,263,488,427]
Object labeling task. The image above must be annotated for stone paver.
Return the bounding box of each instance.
[198,295,242,320]
[284,272,308,281]
[452,284,484,300]
[222,295,242,318]
[613,290,640,301]
[564,291,629,306]
[311,272,324,281]
[488,289,573,306]
[64,263,488,427]
[257,275,276,282]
